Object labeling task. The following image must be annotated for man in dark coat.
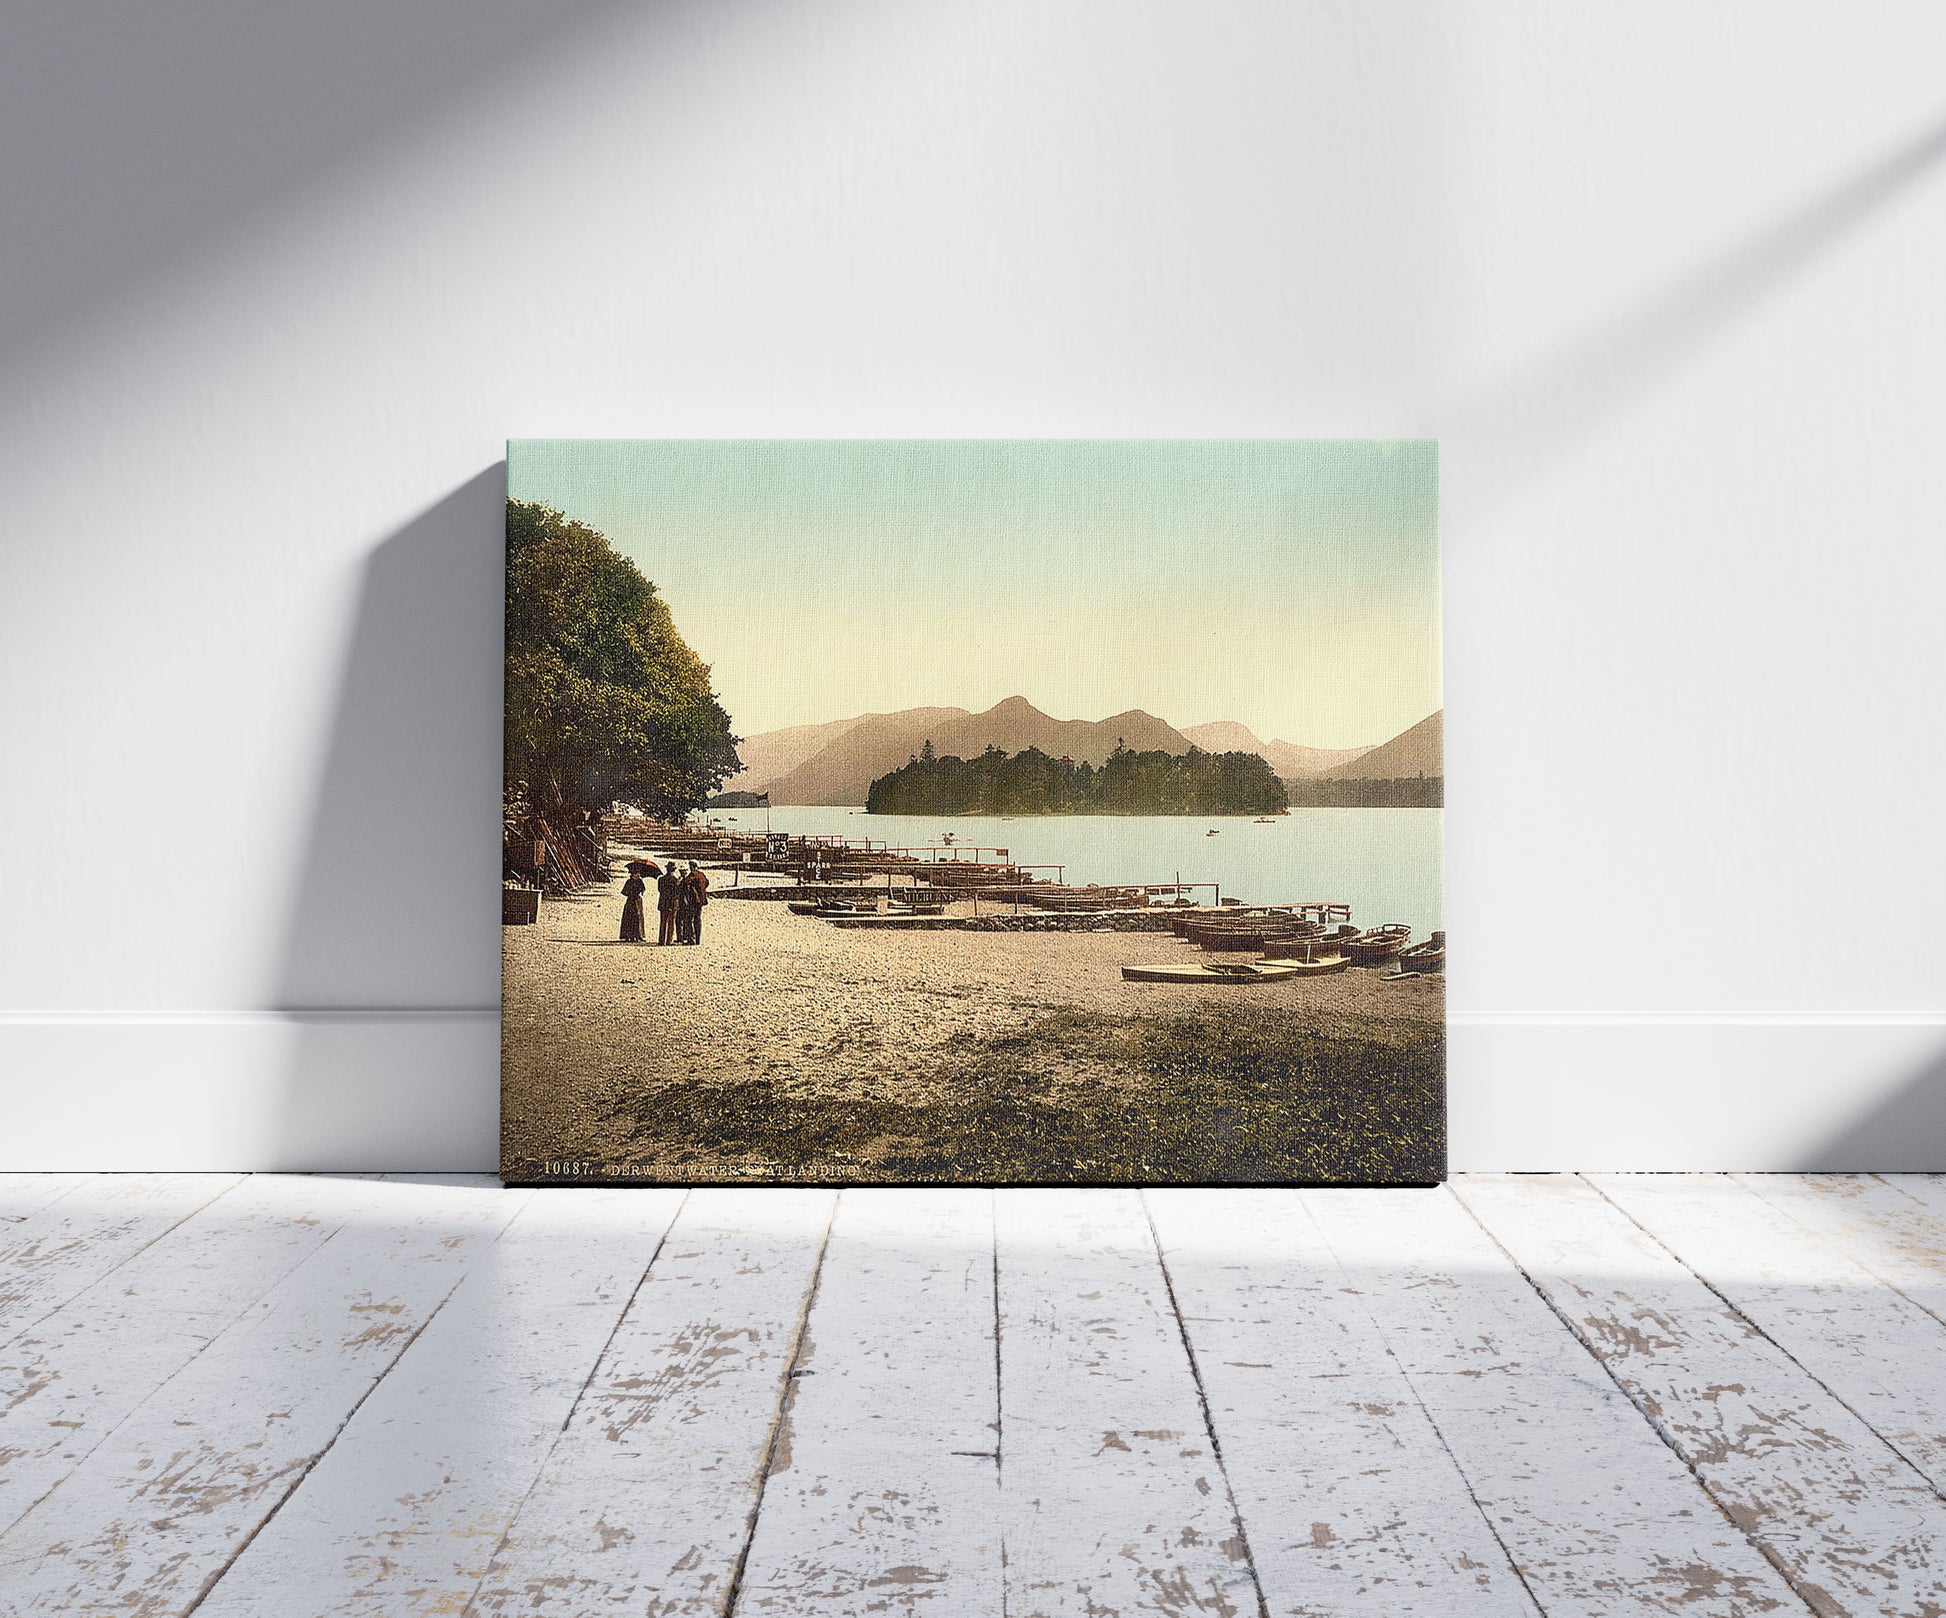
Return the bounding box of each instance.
[655,862,684,946]
[680,861,710,944]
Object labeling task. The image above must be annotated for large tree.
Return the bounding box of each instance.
[505,501,741,831]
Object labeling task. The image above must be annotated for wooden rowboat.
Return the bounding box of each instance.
[1398,932,1446,973]
[1194,930,1268,952]
[1259,952,1351,977]
[1184,913,1302,948]
[1122,961,1299,984]
[1346,924,1412,966]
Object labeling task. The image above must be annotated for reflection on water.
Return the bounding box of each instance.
[728,807,1442,935]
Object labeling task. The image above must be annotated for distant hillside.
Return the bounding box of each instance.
[927,697,1187,765]
[1325,711,1442,780]
[762,697,1193,806]
[721,713,878,795]
[760,706,980,806]
[1181,722,1369,780]
[1179,720,1267,754]
[1262,739,1373,779]
[727,698,1426,806]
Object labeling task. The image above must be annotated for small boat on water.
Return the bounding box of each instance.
[1205,829,1221,836]
[1397,931,1446,974]
[1346,923,1412,966]
[1123,961,1299,984]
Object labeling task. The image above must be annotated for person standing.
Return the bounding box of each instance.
[681,860,711,944]
[656,861,683,946]
[619,859,656,944]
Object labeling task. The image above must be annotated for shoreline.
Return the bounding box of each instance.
[632,803,1445,935]
[503,859,1444,1184]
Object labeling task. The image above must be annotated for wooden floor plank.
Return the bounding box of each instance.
[1593,1174,1946,1499]
[1877,1175,1946,1220]
[732,1189,1003,1615]
[465,1188,837,1616]
[1734,1176,1946,1324]
[6,1174,1935,1616]
[1147,1188,1539,1616]
[995,1189,1262,1618]
[0,1174,245,1348]
[0,1175,406,1536]
[1458,1173,1946,1617]
[190,1186,686,1617]
[0,1175,96,1223]
[0,1176,525,1616]
[1305,1186,1806,1616]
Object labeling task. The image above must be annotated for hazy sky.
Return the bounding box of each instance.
[508,440,1439,749]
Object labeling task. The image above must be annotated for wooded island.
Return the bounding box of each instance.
[866,742,1288,816]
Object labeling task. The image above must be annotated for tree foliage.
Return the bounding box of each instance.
[505,500,741,823]
[1281,776,1443,808]
[867,743,1288,816]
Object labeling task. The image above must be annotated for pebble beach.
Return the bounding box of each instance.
[502,866,1444,1184]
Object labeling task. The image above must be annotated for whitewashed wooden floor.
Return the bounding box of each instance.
[2,1177,1944,1615]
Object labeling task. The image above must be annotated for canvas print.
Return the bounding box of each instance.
[501,440,1443,1185]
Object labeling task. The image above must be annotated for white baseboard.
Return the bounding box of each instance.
[1448,1016,1946,1171]
[0,1013,500,1173]
[1,1013,1940,1172]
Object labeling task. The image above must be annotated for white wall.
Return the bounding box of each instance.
[5,1,1944,1170]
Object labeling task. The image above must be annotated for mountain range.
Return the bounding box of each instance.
[1178,723,1373,781]
[1322,709,1442,781]
[721,697,1441,806]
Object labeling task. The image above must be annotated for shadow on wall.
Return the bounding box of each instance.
[0,0,654,375]
[1797,1043,1946,1173]
[1444,110,1946,516]
[272,468,506,1171]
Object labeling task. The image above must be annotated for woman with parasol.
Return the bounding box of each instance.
[619,858,659,943]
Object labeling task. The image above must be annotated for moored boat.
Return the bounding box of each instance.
[1258,950,1351,976]
[1122,961,1299,984]
[1398,931,1446,973]
[1193,929,1270,952]
[1345,923,1412,966]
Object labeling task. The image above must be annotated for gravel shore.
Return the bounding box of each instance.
[502,866,1444,1183]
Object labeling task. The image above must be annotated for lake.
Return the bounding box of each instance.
[719,806,1443,936]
